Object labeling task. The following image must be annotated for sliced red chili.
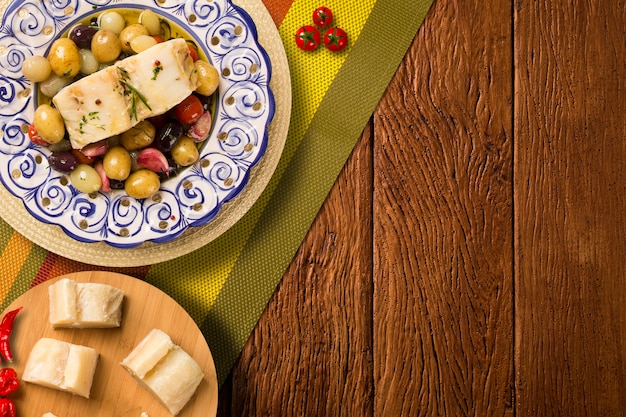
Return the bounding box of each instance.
[0,307,22,363]
[0,398,15,417]
[0,368,19,396]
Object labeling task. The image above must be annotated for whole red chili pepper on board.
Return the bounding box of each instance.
[0,368,19,397]
[0,307,22,362]
[0,398,15,417]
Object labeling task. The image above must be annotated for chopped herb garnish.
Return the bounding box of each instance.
[78,111,103,134]
[152,60,163,80]
[117,66,152,120]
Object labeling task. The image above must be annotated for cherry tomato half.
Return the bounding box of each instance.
[295,25,321,51]
[174,95,204,125]
[323,27,348,52]
[312,6,333,28]
[71,148,96,165]
[187,43,199,62]
[27,123,48,146]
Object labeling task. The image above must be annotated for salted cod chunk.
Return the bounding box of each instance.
[121,329,204,415]
[22,338,99,398]
[48,277,124,328]
[52,38,198,149]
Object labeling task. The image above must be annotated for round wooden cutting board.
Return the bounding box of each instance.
[0,271,218,417]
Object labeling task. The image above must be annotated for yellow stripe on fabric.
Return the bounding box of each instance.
[0,232,33,303]
[279,0,376,149]
[204,0,434,385]
[146,0,376,325]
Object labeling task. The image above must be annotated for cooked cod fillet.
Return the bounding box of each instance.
[52,38,198,149]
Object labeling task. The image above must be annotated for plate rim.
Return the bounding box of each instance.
[0,0,279,248]
[0,0,291,265]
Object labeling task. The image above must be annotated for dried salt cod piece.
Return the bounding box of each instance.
[53,38,198,150]
[48,278,124,328]
[121,329,204,416]
[23,338,99,398]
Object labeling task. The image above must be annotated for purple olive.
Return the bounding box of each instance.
[154,121,184,153]
[109,179,125,189]
[196,93,213,112]
[69,25,97,49]
[48,151,78,173]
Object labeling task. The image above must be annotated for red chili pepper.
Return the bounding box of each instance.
[0,307,22,363]
[0,398,15,417]
[0,368,19,396]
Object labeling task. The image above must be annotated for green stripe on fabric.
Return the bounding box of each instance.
[0,244,48,310]
[202,0,434,385]
[0,219,14,253]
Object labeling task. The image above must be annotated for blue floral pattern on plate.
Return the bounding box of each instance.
[0,0,274,248]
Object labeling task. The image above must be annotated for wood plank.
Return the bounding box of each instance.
[218,125,374,416]
[372,0,514,415]
[514,1,626,415]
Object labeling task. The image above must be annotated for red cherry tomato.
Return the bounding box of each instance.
[174,95,204,125]
[71,148,96,165]
[27,123,48,146]
[187,43,199,62]
[312,6,333,28]
[323,27,348,52]
[295,25,321,51]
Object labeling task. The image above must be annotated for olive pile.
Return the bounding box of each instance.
[21,9,219,199]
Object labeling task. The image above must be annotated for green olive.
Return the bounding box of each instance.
[47,38,81,78]
[124,169,160,199]
[33,104,65,144]
[103,146,132,181]
[79,49,99,75]
[98,11,125,35]
[70,164,102,193]
[22,56,52,82]
[171,136,199,166]
[119,120,156,150]
[139,9,161,36]
[91,29,122,63]
[119,24,149,54]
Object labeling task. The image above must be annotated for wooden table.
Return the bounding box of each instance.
[217,1,626,415]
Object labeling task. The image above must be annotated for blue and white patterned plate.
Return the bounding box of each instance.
[0,0,274,248]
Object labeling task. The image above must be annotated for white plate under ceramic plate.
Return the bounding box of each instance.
[0,0,290,263]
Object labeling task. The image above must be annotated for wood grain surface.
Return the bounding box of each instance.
[217,0,626,415]
[373,0,513,415]
[514,1,626,416]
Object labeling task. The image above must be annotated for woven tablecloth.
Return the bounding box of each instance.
[0,0,433,385]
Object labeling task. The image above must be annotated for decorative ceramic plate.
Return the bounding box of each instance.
[1,271,219,416]
[0,0,274,248]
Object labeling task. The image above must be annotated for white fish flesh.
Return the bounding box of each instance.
[52,38,198,149]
